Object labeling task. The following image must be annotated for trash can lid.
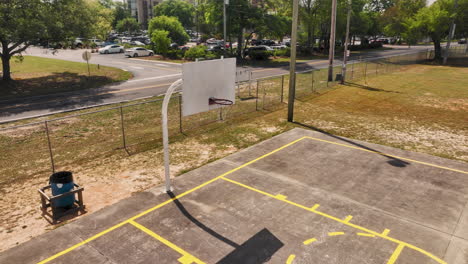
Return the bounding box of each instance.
[50,171,73,184]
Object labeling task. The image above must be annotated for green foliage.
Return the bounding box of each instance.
[153,0,195,28]
[112,1,131,28]
[274,48,291,57]
[0,0,96,81]
[184,45,208,61]
[151,30,172,55]
[116,17,140,33]
[248,50,273,60]
[148,16,189,45]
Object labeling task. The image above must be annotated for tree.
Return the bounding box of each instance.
[148,16,189,45]
[406,0,452,60]
[112,1,131,28]
[116,17,140,33]
[153,0,195,28]
[89,1,114,40]
[152,30,171,56]
[0,0,95,82]
[381,0,426,43]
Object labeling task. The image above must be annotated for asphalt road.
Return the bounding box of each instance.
[0,45,434,123]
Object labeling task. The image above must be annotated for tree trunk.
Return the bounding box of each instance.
[1,51,11,82]
[237,31,243,59]
[433,38,442,62]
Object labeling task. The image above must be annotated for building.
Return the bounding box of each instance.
[126,0,161,28]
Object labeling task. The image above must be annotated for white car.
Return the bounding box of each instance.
[90,38,103,47]
[99,45,124,54]
[125,47,154,57]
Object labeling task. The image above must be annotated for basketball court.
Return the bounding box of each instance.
[2,128,467,264]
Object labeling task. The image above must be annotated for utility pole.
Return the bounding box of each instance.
[223,0,228,57]
[443,0,458,65]
[341,0,352,84]
[287,0,299,122]
[328,0,338,81]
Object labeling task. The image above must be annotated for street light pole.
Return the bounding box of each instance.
[341,0,352,84]
[223,0,228,57]
[287,0,299,122]
[328,0,337,82]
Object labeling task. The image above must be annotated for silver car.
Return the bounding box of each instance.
[125,47,154,57]
[99,45,124,54]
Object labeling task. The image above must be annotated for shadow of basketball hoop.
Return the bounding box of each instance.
[167,192,284,263]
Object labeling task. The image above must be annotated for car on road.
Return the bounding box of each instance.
[125,47,154,57]
[244,45,273,56]
[99,45,124,54]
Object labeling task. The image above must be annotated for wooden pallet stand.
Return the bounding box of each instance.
[38,183,85,224]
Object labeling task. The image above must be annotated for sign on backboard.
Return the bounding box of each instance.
[182,58,236,117]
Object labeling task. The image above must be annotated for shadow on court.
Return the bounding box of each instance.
[167,191,284,264]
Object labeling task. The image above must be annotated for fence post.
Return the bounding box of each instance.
[376,62,378,75]
[280,75,285,103]
[364,60,368,82]
[350,62,354,80]
[255,80,259,111]
[248,71,252,96]
[311,71,315,92]
[178,95,183,133]
[262,80,266,110]
[44,121,55,173]
[120,107,127,152]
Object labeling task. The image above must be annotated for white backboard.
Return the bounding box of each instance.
[182,58,236,117]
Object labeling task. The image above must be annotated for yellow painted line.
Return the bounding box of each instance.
[1,83,172,111]
[37,137,307,264]
[343,215,353,223]
[304,136,468,174]
[303,238,317,245]
[311,204,320,211]
[251,68,275,73]
[37,221,128,264]
[275,194,287,200]
[357,232,375,237]
[105,83,172,95]
[382,229,391,236]
[386,244,405,264]
[328,232,345,236]
[129,221,205,264]
[220,177,447,264]
[286,254,296,264]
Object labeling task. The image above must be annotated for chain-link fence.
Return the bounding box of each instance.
[1,46,466,184]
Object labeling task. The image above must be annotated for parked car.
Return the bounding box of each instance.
[129,41,145,46]
[74,38,85,48]
[207,45,224,52]
[125,47,154,57]
[89,38,104,47]
[99,45,124,54]
[459,38,467,44]
[271,44,287,50]
[244,45,273,55]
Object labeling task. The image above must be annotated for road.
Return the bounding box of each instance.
[0,45,434,123]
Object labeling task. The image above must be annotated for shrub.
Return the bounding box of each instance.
[152,30,171,55]
[184,45,207,61]
[274,47,290,57]
[249,50,273,60]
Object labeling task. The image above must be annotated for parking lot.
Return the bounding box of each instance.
[1,128,467,264]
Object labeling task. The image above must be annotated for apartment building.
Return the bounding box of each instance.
[126,0,161,28]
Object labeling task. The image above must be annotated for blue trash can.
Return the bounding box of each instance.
[50,171,75,209]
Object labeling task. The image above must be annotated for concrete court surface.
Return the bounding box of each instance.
[1,128,467,264]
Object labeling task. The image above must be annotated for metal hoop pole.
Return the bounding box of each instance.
[162,79,183,193]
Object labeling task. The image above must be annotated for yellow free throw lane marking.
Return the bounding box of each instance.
[357,233,376,237]
[328,232,345,236]
[303,238,317,245]
[37,136,307,264]
[286,254,296,264]
[343,215,353,223]
[386,244,405,264]
[304,136,468,174]
[382,229,391,236]
[220,177,447,264]
[129,221,205,264]
[311,204,320,211]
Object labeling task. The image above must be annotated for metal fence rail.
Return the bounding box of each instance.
[0,46,466,184]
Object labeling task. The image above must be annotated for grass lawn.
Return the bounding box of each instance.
[0,59,466,251]
[0,56,132,99]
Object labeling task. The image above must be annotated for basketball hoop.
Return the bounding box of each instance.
[209,97,234,106]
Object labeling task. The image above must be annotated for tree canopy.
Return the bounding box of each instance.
[153,0,195,28]
[148,16,189,45]
[0,0,96,81]
[116,17,140,33]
